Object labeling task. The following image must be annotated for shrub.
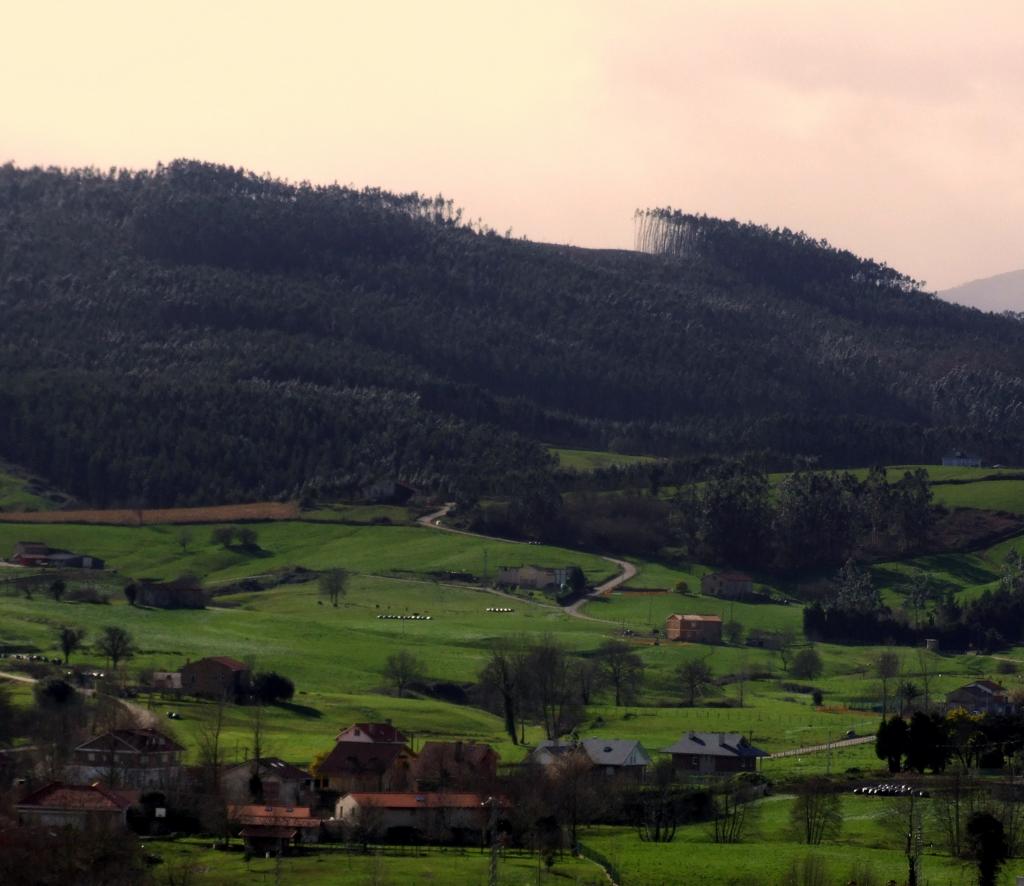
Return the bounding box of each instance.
[791,648,824,679]
[996,660,1017,675]
[253,671,295,704]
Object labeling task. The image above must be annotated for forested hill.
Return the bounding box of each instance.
[1,161,1023,508]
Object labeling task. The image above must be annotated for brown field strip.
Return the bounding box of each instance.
[0,501,300,526]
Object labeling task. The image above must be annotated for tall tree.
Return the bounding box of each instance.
[677,658,714,707]
[383,650,425,698]
[96,626,135,669]
[318,568,349,607]
[790,777,842,845]
[598,640,645,706]
[966,811,1008,886]
[56,625,86,665]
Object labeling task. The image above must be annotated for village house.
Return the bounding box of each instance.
[335,792,491,843]
[67,728,184,789]
[529,738,651,782]
[946,680,1014,715]
[180,656,252,699]
[315,741,416,794]
[700,572,755,600]
[223,758,315,807]
[15,782,139,831]
[412,741,499,791]
[227,804,322,854]
[495,565,575,591]
[335,721,408,744]
[136,576,206,609]
[665,613,723,644]
[663,731,768,776]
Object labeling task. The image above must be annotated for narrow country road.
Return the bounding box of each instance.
[417,503,634,623]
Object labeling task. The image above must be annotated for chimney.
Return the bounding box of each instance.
[718,733,726,746]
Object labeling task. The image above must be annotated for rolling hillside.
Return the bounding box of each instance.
[2,161,1024,507]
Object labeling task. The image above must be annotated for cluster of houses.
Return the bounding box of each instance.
[9,713,772,855]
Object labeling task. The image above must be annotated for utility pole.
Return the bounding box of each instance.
[482,796,499,886]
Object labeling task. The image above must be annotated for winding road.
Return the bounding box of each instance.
[417,503,636,622]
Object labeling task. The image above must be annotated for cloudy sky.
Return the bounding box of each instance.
[4,0,1023,292]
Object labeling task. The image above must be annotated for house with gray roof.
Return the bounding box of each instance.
[528,738,651,782]
[663,731,767,776]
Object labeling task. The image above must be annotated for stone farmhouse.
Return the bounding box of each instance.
[67,728,184,789]
[316,741,416,794]
[946,680,1014,715]
[665,613,722,644]
[180,656,252,699]
[495,565,575,590]
[700,572,754,600]
[412,741,499,791]
[335,721,408,744]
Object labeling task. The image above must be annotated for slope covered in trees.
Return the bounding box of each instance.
[1,161,1023,506]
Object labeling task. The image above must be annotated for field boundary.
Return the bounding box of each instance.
[0,501,300,526]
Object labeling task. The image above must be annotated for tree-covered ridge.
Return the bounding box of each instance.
[1,160,1023,506]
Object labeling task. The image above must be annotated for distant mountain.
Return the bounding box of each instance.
[940,269,1024,313]
[1,161,1023,507]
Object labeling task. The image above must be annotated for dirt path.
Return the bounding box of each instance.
[417,503,634,624]
[768,735,874,759]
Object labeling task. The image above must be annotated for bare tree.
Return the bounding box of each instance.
[711,780,760,844]
[521,636,581,740]
[776,628,797,672]
[598,640,645,706]
[573,658,605,707]
[635,758,683,843]
[876,650,900,718]
[57,625,86,665]
[96,626,135,670]
[677,658,713,707]
[384,650,425,698]
[248,703,267,801]
[319,568,349,607]
[550,750,604,848]
[176,527,194,553]
[790,777,842,845]
[478,640,524,743]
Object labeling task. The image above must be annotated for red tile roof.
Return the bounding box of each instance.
[336,722,408,743]
[228,805,320,828]
[344,792,488,809]
[16,782,139,811]
[317,741,413,777]
[414,741,498,769]
[199,656,250,671]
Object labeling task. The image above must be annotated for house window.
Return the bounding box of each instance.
[690,756,699,769]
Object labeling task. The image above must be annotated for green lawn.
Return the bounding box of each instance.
[548,447,659,472]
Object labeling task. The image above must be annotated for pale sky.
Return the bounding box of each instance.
[4,0,1024,292]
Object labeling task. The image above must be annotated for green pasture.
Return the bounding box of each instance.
[299,503,418,524]
[0,521,615,586]
[150,838,602,885]
[582,790,997,885]
[931,478,1024,515]
[548,447,658,472]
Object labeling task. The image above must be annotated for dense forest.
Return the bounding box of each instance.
[1,161,1023,506]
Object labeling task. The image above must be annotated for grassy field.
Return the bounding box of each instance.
[930,479,1024,515]
[0,521,616,585]
[581,790,1007,885]
[549,447,659,472]
[150,838,603,884]
[0,463,68,512]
